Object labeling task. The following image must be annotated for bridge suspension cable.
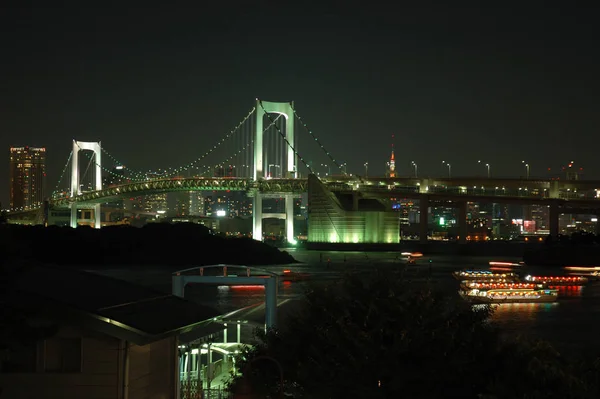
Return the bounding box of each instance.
[71,142,146,193]
[202,114,283,177]
[258,100,314,175]
[99,146,148,181]
[52,150,73,198]
[291,105,347,176]
[163,106,256,177]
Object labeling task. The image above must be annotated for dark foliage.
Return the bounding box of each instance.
[0,223,296,267]
[229,270,600,399]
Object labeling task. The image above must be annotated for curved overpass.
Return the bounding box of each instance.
[6,175,600,214]
[51,177,309,207]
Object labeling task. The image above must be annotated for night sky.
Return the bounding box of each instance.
[1,3,598,206]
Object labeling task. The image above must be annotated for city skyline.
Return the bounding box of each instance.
[2,4,599,206]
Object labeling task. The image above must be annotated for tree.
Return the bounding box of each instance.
[228,269,599,398]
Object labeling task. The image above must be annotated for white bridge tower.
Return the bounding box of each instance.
[252,99,298,244]
[70,140,102,229]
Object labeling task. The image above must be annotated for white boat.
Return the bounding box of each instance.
[460,281,544,291]
[523,275,588,286]
[452,270,518,281]
[460,287,558,304]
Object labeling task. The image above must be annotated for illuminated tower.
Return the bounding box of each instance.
[386,135,396,178]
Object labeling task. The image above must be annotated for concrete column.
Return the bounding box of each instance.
[237,322,241,343]
[265,277,278,330]
[419,196,429,244]
[458,201,468,244]
[549,180,560,199]
[285,194,294,243]
[223,323,228,343]
[94,203,101,229]
[549,201,559,239]
[172,276,185,298]
[285,106,296,179]
[419,179,429,194]
[70,203,78,228]
[254,102,264,180]
[252,194,263,241]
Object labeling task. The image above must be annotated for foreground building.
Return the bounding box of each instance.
[0,264,222,399]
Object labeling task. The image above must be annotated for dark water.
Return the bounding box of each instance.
[90,248,600,354]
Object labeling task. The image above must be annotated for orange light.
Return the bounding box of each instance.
[283,270,291,274]
[489,261,514,267]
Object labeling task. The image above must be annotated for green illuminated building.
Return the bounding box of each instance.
[307,175,399,244]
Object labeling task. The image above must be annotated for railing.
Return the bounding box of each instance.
[180,380,232,399]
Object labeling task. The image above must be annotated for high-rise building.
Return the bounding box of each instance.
[9,146,46,209]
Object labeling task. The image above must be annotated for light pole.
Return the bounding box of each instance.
[522,161,530,179]
[442,161,451,178]
[411,161,418,178]
[478,160,491,178]
[364,162,368,178]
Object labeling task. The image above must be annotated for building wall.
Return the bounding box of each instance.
[128,336,177,399]
[307,175,399,244]
[0,326,178,399]
[0,326,121,399]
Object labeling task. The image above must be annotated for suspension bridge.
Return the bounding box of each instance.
[5,99,600,244]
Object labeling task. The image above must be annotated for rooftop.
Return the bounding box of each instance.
[10,264,222,345]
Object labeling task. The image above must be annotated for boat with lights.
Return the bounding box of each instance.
[452,270,518,281]
[460,287,559,304]
[460,281,545,291]
[523,275,588,286]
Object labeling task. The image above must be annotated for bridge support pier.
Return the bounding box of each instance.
[549,201,559,239]
[458,201,468,244]
[419,197,429,244]
[253,193,296,243]
[285,194,295,244]
[93,204,101,229]
[69,204,101,229]
[252,194,263,241]
[70,204,77,228]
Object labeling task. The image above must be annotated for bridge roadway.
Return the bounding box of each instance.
[6,175,600,216]
[49,175,599,208]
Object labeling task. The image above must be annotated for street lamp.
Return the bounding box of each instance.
[364,162,368,178]
[522,161,530,179]
[442,161,451,178]
[478,160,491,178]
[411,161,418,178]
